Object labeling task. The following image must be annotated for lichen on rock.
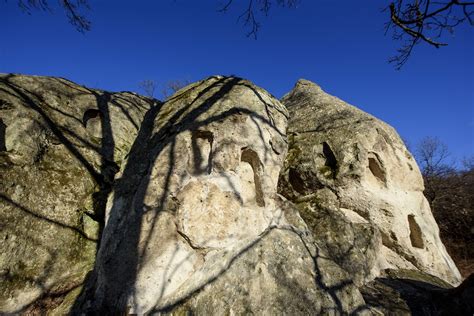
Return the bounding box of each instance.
[277,78,462,286]
[0,74,152,314]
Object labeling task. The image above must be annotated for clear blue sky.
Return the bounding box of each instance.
[2,0,473,161]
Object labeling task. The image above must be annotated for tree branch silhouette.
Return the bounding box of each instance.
[386,0,474,69]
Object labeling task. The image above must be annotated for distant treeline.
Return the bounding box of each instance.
[416,137,474,278]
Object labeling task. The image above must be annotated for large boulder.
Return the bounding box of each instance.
[278,79,462,286]
[74,76,368,314]
[0,74,152,313]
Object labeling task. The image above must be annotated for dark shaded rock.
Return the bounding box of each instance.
[361,270,474,315]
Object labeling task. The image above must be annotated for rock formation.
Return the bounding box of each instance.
[278,79,461,286]
[0,74,152,314]
[74,76,366,314]
[0,74,469,315]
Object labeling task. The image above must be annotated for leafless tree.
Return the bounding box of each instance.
[385,0,474,69]
[415,137,474,276]
[462,155,474,170]
[416,136,453,178]
[416,137,451,204]
[15,0,91,32]
[161,79,190,100]
[138,79,157,99]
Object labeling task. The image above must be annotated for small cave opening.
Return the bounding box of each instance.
[241,147,265,207]
[83,109,102,138]
[83,109,101,127]
[288,167,307,195]
[322,141,338,179]
[408,214,424,249]
[0,119,6,151]
[191,130,214,174]
[368,152,386,184]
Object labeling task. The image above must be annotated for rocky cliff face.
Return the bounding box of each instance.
[0,74,468,315]
[278,79,462,286]
[74,76,366,314]
[0,74,152,314]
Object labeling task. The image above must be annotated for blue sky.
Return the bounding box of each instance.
[2,0,473,161]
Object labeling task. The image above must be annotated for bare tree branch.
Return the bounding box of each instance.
[161,79,191,100]
[416,136,453,178]
[15,0,91,32]
[60,0,90,33]
[10,0,473,68]
[387,0,474,69]
[218,0,300,39]
[139,80,157,99]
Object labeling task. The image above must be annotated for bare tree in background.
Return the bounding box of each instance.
[415,137,474,277]
[416,137,452,204]
[138,80,157,99]
[15,0,91,32]
[161,79,190,100]
[386,0,474,69]
[416,136,452,178]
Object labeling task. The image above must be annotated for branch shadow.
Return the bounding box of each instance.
[0,74,153,311]
[2,74,342,314]
[72,76,292,313]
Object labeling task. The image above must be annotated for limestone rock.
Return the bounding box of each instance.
[74,76,368,314]
[3,74,468,315]
[0,74,152,313]
[167,226,367,315]
[278,79,462,286]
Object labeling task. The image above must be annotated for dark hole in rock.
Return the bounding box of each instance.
[241,147,265,207]
[83,109,101,127]
[83,109,103,139]
[322,142,338,179]
[191,130,214,174]
[408,214,424,249]
[0,119,5,151]
[368,153,386,184]
[288,168,307,195]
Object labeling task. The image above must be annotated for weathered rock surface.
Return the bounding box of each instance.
[1,74,470,315]
[71,76,368,314]
[0,74,152,313]
[278,79,462,286]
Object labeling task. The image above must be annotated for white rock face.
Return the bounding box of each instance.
[278,79,462,286]
[90,76,288,312]
[80,76,367,314]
